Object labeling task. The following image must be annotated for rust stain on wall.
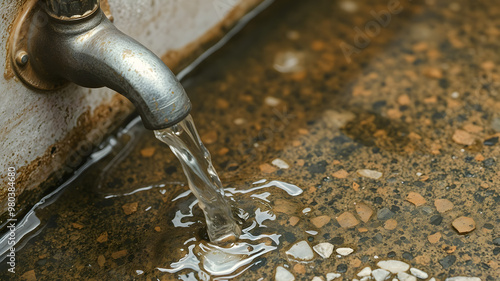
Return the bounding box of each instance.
[0,94,134,224]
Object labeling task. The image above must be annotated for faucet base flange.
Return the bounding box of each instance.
[8,0,114,91]
[9,0,68,90]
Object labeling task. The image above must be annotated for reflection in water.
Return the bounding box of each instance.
[157,179,302,279]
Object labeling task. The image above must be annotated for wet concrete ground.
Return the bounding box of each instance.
[1,0,499,280]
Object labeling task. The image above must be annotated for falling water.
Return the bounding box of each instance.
[154,115,241,243]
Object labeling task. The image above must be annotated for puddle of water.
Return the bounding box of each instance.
[157,178,303,279]
[155,115,240,243]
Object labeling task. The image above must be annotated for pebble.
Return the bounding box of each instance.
[201,131,218,144]
[311,215,331,228]
[97,255,106,267]
[444,278,481,281]
[336,264,348,273]
[452,216,476,233]
[355,202,374,223]
[275,266,295,281]
[406,192,426,206]
[483,136,498,146]
[427,232,442,244]
[122,202,138,215]
[21,270,36,281]
[452,129,475,145]
[398,272,417,281]
[233,118,246,125]
[286,241,314,260]
[336,247,354,256]
[326,273,341,281]
[377,208,395,220]
[410,268,428,279]
[265,96,282,106]
[96,232,108,243]
[273,51,304,73]
[272,158,290,169]
[293,264,305,274]
[337,212,360,228]
[398,94,411,105]
[289,216,300,226]
[332,169,349,179]
[350,258,362,268]
[377,260,410,273]
[260,163,277,174]
[439,255,456,269]
[356,267,371,277]
[311,277,324,281]
[339,0,358,13]
[429,214,443,225]
[372,269,390,281]
[111,249,128,259]
[423,67,443,79]
[357,169,383,179]
[493,237,500,246]
[434,199,454,213]
[384,219,398,230]
[71,222,84,229]
[313,242,334,259]
[140,147,156,157]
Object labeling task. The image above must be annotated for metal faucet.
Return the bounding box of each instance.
[9,0,191,130]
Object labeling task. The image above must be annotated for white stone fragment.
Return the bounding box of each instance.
[357,267,372,277]
[285,241,314,260]
[311,277,324,281]
[273,51,304,73]
[398,272,417,281]
[451,91,460,99]
[372,268,391,281]
[313,242,334,259]
[326,273,342,281]
[410,268,428,279]
[445,278,481,281]
[233,118,246,125]
[265,96,281,106]
[339,0,358,12]
[360,277,371,281]
[357,169,383,179]
[272,158,290,169]
[376,260,410,273]
[428,279,436,281]
[275,266,295,281]
[336,247,354,256]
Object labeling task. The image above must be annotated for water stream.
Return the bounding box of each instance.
[154,115,241,243]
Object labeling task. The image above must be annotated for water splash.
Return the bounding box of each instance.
[157,179,302,279]
[155,115,240,243]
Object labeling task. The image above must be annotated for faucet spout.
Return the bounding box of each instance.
[15,1,191,129]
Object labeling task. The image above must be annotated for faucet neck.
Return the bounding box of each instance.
[43,0,99,20]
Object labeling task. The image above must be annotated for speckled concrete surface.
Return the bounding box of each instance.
[1,0,498,280]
